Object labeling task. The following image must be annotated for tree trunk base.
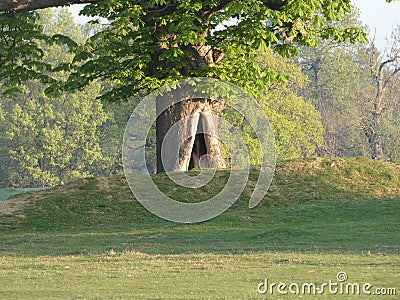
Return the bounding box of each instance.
[156,99,226,173]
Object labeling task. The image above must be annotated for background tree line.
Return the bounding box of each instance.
[0,7,399,187]
[297,13,400,161]
[0,9,137,187]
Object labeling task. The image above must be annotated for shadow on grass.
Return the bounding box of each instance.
[1,198,399,257]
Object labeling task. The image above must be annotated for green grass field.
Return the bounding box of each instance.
[0,158,399,299]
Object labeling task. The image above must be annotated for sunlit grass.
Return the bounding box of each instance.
[0,252,398,299]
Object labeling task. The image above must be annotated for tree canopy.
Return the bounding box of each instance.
[1,0,374,101]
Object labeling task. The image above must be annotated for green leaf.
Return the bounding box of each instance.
[253,38,267,51]
[52,34,78,48]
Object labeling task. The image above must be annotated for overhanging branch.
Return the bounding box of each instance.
[0,0,98,12]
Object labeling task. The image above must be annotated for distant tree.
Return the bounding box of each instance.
[3,85,109,187]
[362,27,400,160]
[99,98,142,174]
[378,65,400,162]
[297,14,400,161]
[0,9,110,187]
[298,43,374,157]
[296,10,375,157]
[225,49,323,162]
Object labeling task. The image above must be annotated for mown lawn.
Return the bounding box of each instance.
[1,252,399,299]
[0,198,399,299]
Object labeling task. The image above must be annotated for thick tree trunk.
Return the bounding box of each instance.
[156,98,226,173]
[0,0,96,12]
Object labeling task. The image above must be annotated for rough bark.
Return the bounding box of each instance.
[156,97,226,173]
[0,0,97,12]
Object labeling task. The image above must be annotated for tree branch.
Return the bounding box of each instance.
[0,0,98,12]
[383,67,400,90]
[379,58,395,72]
[200,0,231,20]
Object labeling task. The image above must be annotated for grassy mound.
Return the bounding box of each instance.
[0,157,399,231]
[268,157,400,203]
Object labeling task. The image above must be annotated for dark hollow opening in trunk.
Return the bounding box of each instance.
[188,133,207,170]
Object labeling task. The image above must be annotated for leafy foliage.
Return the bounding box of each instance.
[0,12,52,97]
[43,0,370,102]
[223,49,323,162]
[297,11,400,160]
[0,9,110,187]
[1,82,110,187]
[298,43,372,157]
